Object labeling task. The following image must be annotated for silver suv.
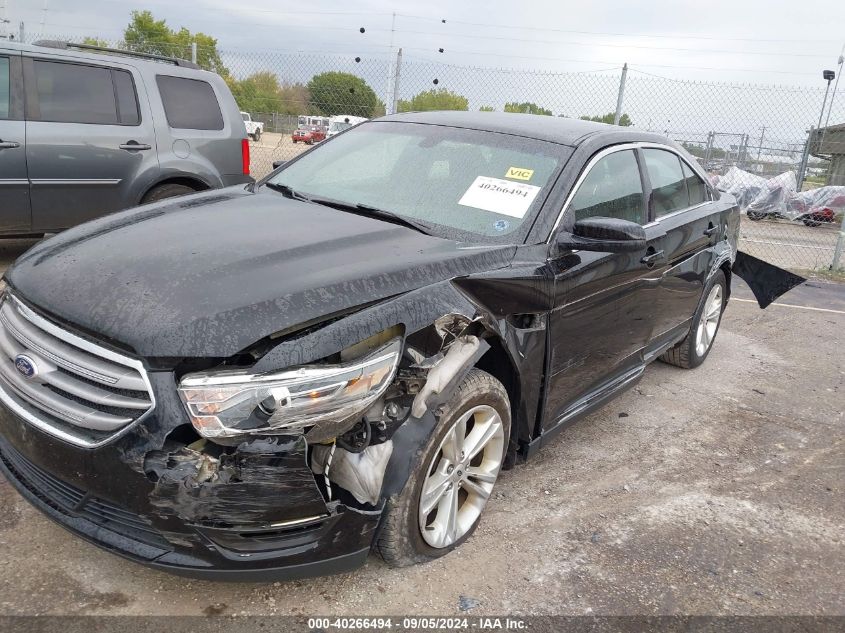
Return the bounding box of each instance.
[0,40,252,236]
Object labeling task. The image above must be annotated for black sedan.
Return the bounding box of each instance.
[0,111,801,580]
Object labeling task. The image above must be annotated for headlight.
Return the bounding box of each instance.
[178,337,401,439]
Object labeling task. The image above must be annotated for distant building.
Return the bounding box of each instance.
[809,122,845,185]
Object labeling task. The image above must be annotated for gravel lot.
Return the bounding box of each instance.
[0,238,842,617]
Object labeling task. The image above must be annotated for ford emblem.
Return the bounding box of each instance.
[14,354,38,379]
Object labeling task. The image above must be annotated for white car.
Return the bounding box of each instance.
[241,112,264,141]
[327,115,368,138]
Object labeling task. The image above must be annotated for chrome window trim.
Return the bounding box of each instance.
[546,141,712,243]
[0,293,156,449]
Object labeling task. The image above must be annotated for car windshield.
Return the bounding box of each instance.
[241,113,249,121]
[267,121,571,243]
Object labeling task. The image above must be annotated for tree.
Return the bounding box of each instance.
[579,112,633,126]
[504,102,552,116]
[307,72,380,117]
[123,10,228,75]
[479,105,495,112]
[397,89,468,112]
[82,37,110,47]
[228,72,310,115]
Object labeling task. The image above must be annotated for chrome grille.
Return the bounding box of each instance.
[0,292,154,447]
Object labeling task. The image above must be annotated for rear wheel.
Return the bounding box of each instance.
[252,129,261,142]
[660,270,726,369]
[746,210,766,221]
[802,217,821,227]
[141,183,196,204]
[376,369,510,567]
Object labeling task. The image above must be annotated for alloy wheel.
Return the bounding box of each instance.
[695,284,723,357]
[418,404,505,548]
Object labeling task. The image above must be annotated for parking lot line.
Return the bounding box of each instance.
[732,297,845,315]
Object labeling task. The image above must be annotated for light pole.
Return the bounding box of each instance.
[816,70,836,138]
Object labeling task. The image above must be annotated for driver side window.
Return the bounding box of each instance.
[569,149,645,224]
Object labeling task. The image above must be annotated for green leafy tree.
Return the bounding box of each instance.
[504,102,552,116]
[82,37,111,47]
[479,105,495,112]
[307,72,380,118]
[397,89,468,112]
[123,10,228,75]
[579,112,633,126]
[228,72,310,115]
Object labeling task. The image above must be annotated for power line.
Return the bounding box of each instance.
[393,13,843,45]
[372,28,836,58]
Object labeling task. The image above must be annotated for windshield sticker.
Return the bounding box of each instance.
[492,219,510,232]
[458,176,541,218]
[505,167,534,181]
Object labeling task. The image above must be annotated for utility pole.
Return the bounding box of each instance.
[757,126,766,160]
[613,63,628,126]
[191,41,197,65]
[19,20,24,43]
[391,48,402,115]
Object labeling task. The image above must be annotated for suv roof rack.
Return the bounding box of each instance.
[32,40,201,70]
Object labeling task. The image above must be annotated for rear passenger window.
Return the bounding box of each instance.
[113,70,140,126]
[0,57,9,119]
[643,149,689,216]
[570,150,645,224]
[33,60,117,124]
[156,75,223,130]
[682,160,707,205]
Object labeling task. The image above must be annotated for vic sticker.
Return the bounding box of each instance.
[458,176,541,218]
[505,167,534,181]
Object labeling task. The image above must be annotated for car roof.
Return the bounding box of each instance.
[378,110,672,148]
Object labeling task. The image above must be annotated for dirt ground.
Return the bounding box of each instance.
[0,237,842,617]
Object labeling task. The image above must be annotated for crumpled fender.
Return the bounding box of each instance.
[732,251,806,308]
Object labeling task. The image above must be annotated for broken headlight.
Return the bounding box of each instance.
[178,337,401,439]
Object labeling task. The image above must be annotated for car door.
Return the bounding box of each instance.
[639,146,723,351]
[0,51,30,233]
[543,146,663,431]
[23,56,158,231]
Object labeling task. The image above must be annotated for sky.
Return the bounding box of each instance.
[2,0,844,147]
[3,0,843,83]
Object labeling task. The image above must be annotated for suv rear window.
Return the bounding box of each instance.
[156,75,223,130]
[31,60,139,125]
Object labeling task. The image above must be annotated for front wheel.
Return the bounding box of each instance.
[746,210,766,221]
[660,270,726,369]
[376,369,510,567]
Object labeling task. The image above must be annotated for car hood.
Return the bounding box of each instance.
[6,188,516,359]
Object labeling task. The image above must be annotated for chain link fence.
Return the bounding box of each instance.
[17,32,845,274]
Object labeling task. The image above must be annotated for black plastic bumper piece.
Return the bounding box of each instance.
[0,435,374,581]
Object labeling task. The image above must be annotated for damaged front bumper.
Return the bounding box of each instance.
[0,374,382,581]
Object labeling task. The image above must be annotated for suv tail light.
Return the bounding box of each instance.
[241,138,250,175]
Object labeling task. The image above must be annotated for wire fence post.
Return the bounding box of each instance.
[613,63,628,126]
[796,127,812,191]
[191,41,197,65]
[831,212,845,271]
[391,47,402,116]
[18,21,24,43]
[703,131,714,170]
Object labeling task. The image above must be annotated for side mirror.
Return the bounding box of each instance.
[272,160,286,169]
[556,217,646,253]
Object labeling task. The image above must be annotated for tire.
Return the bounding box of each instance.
[803,218,821,227]
[746,211,766,221]
[376,368,511,567]
[141,183,196,204]
[252,130,261,142]
[660,270,727,369]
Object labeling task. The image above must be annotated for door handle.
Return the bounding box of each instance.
[640,250,665,266]
[703,226,718,237]
[0,141,21,150]
[119,141,152,151]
